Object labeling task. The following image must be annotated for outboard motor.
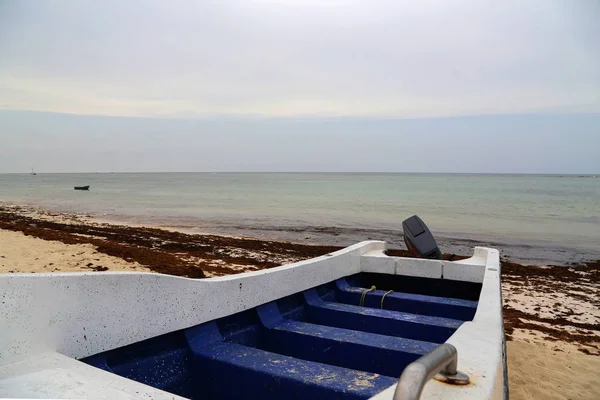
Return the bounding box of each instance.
[402,215,442,260]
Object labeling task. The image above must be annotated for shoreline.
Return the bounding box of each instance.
[0,204,343,278]
[1,203,599,399]
[3,201,599,266]
[4,202,600,268]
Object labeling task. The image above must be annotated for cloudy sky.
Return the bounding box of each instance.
[0,0,599,172]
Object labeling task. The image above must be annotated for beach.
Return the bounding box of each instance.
[0,204,598,399]
[1,172,599,266]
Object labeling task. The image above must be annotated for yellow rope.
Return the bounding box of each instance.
[381,290,394,309]
[359,286,376,307]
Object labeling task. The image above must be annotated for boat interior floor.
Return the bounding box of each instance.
[82,273,481,399]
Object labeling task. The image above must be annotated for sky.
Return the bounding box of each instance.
[0,0,599,173]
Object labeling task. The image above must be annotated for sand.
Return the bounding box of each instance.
[0,205,339,278]
[0,229,151,274]
[508,340,600,400]
[1,203,599,399]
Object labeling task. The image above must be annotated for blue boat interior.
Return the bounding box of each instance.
[82,272,481,399]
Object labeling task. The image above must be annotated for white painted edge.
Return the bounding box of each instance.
[361,247,487,282]
[0,352,185,400]
[0,240,385,367]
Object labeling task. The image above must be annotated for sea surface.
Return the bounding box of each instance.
[1,173,598,265]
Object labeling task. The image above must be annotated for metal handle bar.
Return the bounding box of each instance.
[393,343,469,400]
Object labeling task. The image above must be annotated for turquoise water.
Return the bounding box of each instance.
[0,173,598,264]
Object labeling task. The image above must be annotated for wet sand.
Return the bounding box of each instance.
[0,204,599,399]
[179,222,600,266]
[0,205,344,278]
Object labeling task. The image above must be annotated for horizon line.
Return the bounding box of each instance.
[2,171,598,176]
[2,108,600,122]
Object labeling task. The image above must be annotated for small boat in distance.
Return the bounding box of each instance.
[74,186,90,190]
[30,168,36,176]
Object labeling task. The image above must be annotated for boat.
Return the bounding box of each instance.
[0,218,506,399]
[74,185,90,190]
[30,168,36,176]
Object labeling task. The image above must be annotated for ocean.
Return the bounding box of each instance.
[0,172,598,265]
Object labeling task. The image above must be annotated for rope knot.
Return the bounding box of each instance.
[359,285,376,307]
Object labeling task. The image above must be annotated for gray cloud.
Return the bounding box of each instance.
[1,0,599,117]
